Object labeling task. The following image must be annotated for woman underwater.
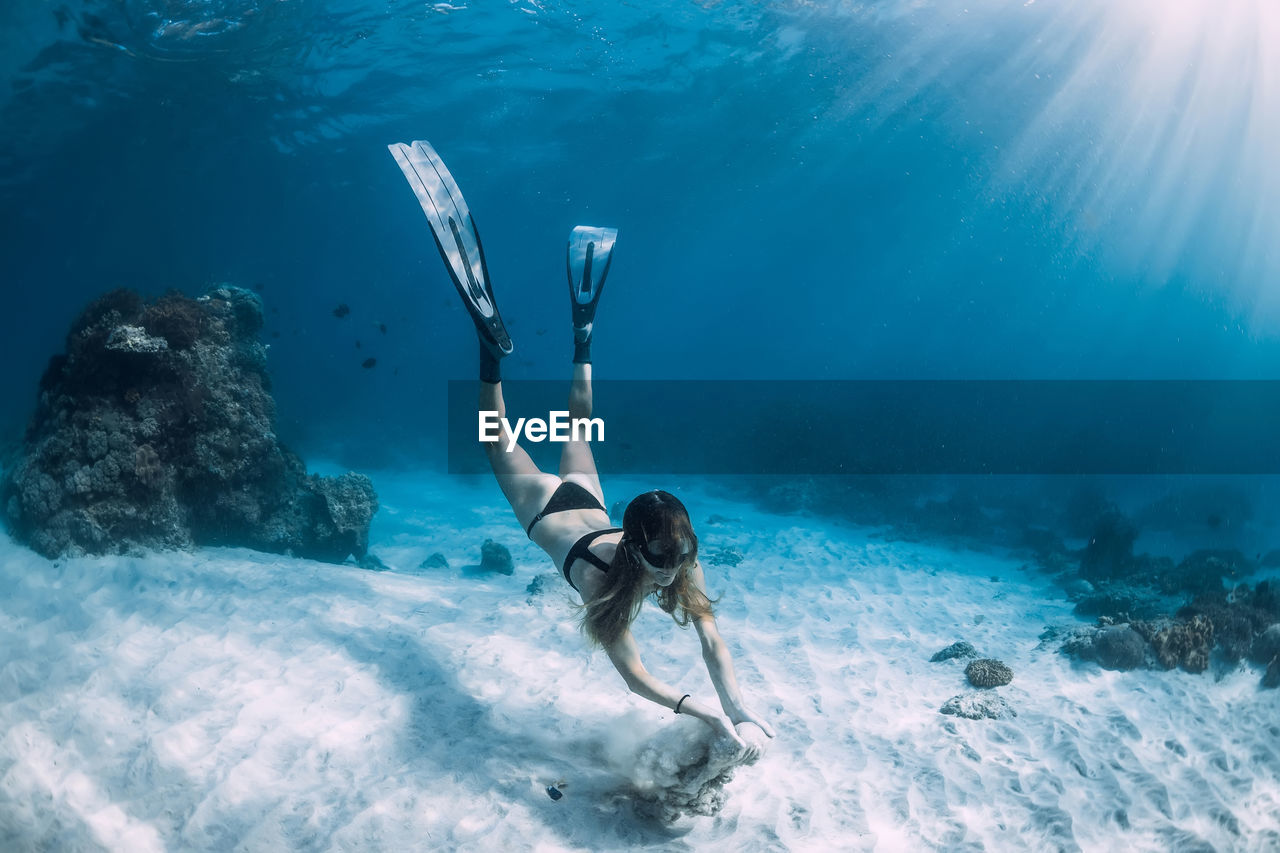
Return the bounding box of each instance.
[389,140,775,759]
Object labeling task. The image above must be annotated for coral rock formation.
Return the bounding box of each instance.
[420,552,449,570]
[1251,624,1280,666]
[1264,657,1280,690]
[930,641,978,663]
[1157,549,1256,597]
[1093,625,1147,671]
[1080,510,1140,581]
[480,539,514,575]
[2,286,377,562]
[1151,615,1214,673]
[965,658,1013,688]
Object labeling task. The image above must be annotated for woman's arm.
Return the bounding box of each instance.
[688,561,776,738]
[603,626,747,748]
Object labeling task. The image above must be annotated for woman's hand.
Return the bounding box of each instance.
[708,715,746,746]
[704,716,770,764]
[705,715,748,751]
[731,707,776,738]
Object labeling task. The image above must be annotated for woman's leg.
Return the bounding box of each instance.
[557,363,605,503]
[480,379,560,530]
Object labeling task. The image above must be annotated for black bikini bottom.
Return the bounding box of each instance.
[525,480,606,537]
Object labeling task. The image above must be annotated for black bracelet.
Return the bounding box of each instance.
[674,694,690,715]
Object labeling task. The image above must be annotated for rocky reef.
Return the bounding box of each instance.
[1021,505,1280,689]
[2,286,377,562]
[1057,581,1280,686]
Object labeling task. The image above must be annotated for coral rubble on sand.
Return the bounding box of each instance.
[940,692,1017,720]
[930,641,978,662]
[2,286,377,562]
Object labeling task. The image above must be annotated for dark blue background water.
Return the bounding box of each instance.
[3,0,1278,468]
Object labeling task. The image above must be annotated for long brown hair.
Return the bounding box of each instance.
[580,490,716,647]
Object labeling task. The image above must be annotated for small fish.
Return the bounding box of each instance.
[271,331,280,338]
[379,323,388,334]
[362,357,377,369]
[535,328,547,336]
[333,303,351,318]
[356,340,362,349]
[253,282,265,291]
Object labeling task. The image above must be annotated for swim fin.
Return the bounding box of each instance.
[389,139,513,358]
[567,226,617,353]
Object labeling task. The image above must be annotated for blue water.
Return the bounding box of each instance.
[2,0,1278,464]
[5,5,1280,847]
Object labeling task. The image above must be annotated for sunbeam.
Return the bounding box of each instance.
[996,0,1280,330]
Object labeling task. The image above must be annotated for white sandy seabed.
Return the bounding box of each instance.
[1,470,1279,852]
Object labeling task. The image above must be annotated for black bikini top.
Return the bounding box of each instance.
[562,527,623,592]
